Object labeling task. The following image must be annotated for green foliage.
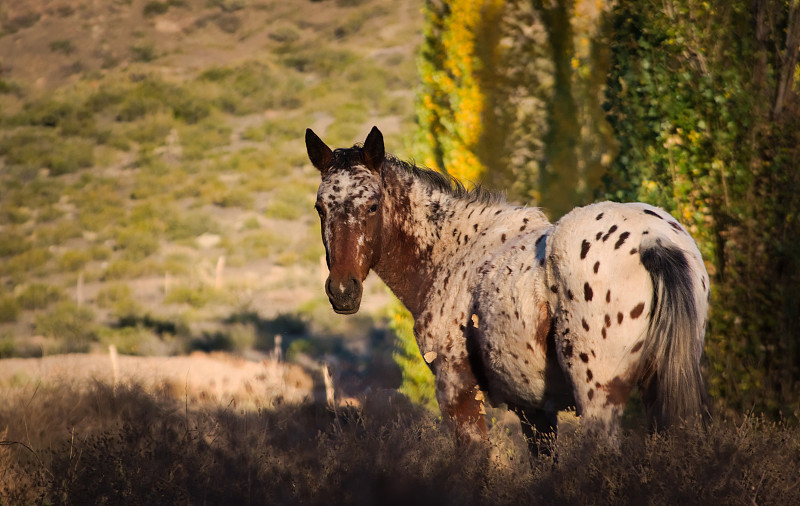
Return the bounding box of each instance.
[605,0,800,417]
[49,39,75,54]
[0,296,21,323]
[164,284,228,309]
[143,1,170,17]
[16,284,62,310]
[34,302,97,353]
[389,299,437,411]
[0,129,95,175]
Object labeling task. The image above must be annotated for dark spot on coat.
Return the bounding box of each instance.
[701,277,706,291]
[596,231,603,240]
[501,233,506,243]
[584,282,593,301]
[617,312,623,324]
[588,389,594,400]
[630,302,645,319]
[614,231,631,249]
[644,209,663,220]
[580,240,591,259]
[582,318,590,331]
[587,369,593,382]
[669,221,682,232]
[604,314,611,327]
[579,352,589,363]
[563,343,573,358]
[604,376,633,406]
[473,223,478,232]
[602,225,618,241]
[593,261,600,273]
[606,290,611,303]
[631,341,643,353]
[567,289,574,301]
[550,285,558,293]
[630,248,638,255]
[534,303,550,353]
[595,212,604,220]
[601,327,607,339]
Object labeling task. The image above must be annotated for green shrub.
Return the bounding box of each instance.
[34,302,97,352]
[143,1,170,17]
[115,226,161,261]
[165,212,220,241]
[269,25,300,44]
[179,119,231,159]
[164,284,225,309]
[17,284,62,310]
[131,43,157,62]
[0,130,95,175]
[0,296,21,323]
[49,39,75,54]
[58,249,92,272]
[0,249,52,281]
[0,335,16,358]
[2,11,41,34]
[0,78,21,95]
[214,13,241,33]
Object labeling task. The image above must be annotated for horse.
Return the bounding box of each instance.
[305,126,709,452]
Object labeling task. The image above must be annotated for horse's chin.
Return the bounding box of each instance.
[333,306,360,315]
[331,300,361,315]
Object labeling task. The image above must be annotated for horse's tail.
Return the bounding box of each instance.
[638,234,708,429]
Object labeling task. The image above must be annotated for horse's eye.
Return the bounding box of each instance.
[368,203,379,214]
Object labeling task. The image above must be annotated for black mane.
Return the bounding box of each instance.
[330,145,505,206]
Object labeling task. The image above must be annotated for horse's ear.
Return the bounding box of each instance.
[362,126,384,174]
[306,128,333,174]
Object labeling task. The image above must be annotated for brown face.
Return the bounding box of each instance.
[306,127,385,314]
[315,166,384,313]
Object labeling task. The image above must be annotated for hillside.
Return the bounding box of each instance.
[0,0,423,376]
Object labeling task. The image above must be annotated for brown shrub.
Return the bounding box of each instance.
[0,382,798,505]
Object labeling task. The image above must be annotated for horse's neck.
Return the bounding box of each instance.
[373,165,512,317]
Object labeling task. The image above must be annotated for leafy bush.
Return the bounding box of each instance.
[143,1,170,17]
[34,302,97,352]
[49,39,75,54]
[0,296,21,323]
[16,283,62,310]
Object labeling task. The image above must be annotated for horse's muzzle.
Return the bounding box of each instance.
[325,276,362,314]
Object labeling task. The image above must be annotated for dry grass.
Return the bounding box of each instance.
[1,379,798,505]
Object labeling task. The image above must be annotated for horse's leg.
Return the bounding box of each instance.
[434,358,487,443]
[511,404,558,457]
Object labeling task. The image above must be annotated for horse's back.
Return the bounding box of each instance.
[544,201,708,426]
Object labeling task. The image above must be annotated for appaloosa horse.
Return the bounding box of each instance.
[306,126,709,451]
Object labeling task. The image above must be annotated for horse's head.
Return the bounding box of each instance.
[305,126,386,314]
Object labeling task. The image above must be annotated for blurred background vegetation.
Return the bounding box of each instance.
[1,0,799,422]
[408,0,800,420]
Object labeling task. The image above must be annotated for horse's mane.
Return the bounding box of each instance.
[331,146,505,206]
